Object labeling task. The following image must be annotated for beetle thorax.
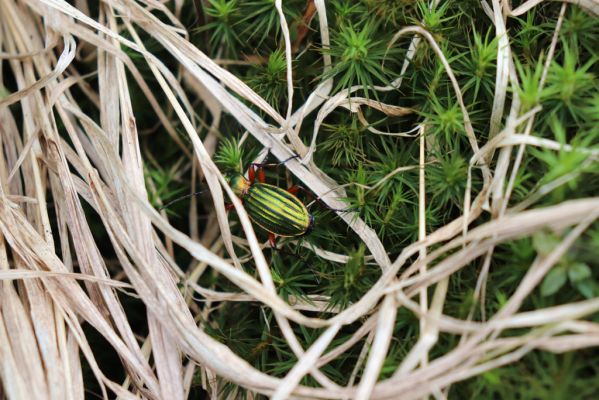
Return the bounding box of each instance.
[229,173,251,197]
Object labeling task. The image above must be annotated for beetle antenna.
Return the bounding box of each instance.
[159,190,206,211]
[249,155,299,170]
[188,0,204,30]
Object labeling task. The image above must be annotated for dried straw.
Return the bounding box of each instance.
[0,0,597,399]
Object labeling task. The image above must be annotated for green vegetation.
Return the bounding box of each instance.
[138,0,599,398]
[115,0,599,399]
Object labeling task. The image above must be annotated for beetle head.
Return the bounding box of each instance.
[226,173,251,197]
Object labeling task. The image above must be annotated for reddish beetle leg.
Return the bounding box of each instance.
[268,233,277,248]
[286,185,302,195]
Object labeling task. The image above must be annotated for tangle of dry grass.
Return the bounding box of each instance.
[0,0,598,399]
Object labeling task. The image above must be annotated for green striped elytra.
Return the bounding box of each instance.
[227,162,314,247]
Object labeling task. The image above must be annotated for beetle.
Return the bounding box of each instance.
[160,155,315,248]
[226,157,314,247]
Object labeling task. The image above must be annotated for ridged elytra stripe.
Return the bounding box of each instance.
[245,197,302,231]
[258,185,304,214]
[242,183,311,237]
[248,187,306,226]
[244,201,304,236]
[244,193,306,236]
[248,184,307,224]
[247,200,304,233]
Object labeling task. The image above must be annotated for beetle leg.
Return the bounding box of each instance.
[268,233,277,248]
[286,185,304,195]
[249,155,299,185]
[250,155,299,171]
[248,164,267,184]
[247,164,266,184]
[248,165,256,184]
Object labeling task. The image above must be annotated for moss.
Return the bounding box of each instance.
[142,0,599,397]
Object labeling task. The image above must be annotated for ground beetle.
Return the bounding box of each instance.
[161,156,314,247]
[226,156,314,247]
